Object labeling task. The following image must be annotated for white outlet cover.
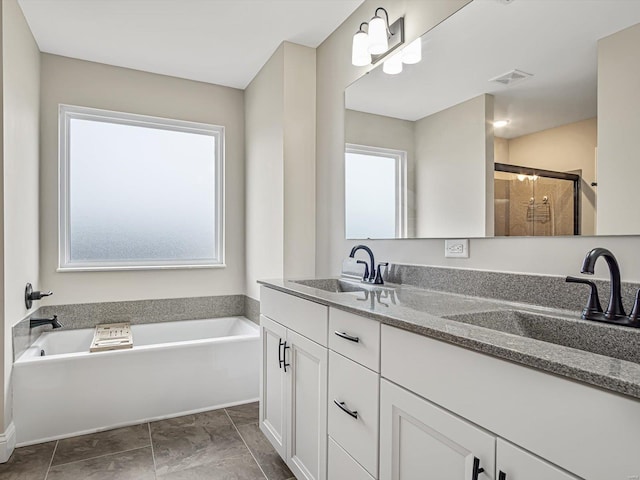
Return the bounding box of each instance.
[445,239,469,258]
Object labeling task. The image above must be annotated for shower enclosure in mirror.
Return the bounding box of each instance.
[494,164,579,237]
[344,0,640,239]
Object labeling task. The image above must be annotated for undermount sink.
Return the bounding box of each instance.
[443,309,640,364]
[291,278,395,294]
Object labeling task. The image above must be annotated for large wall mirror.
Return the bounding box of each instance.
[345,0,640,239]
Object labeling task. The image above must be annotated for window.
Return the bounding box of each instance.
[59,105,224,270]
[345,144,407,239]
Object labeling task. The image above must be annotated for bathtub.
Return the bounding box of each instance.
[13,316,259,445]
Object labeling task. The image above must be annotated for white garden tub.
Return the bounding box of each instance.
[13,316,259,445]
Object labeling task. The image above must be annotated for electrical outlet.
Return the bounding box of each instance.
[445,239,469,258]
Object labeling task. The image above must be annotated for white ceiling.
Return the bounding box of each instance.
[18,0,365,89]
[346,0,640,139]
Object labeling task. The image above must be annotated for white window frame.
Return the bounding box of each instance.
[345,143,408,239]
[58,104,225,271]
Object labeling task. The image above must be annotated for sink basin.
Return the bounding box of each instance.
[443,309,640,364]
[291,278,395,294]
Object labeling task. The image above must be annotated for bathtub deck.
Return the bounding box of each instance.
[0,402,295,480]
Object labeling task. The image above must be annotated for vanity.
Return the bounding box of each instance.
[258,278,640,480]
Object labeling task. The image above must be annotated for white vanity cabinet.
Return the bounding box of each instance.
[381,324,640,480]
[260,287,329,480]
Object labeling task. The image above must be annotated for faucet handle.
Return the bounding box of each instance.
[356,260,370,282]
[629,290,640,323]
[374,263,389,285]
[566,276,603,318]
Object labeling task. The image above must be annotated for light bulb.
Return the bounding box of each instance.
[352,30,371,66]
[493,120,510,128]
[383,52,403,75]
[368,15,388,55]
[402,38,422,64]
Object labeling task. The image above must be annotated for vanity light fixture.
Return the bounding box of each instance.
[401,38,422,65]
[493,119,510,128]
[351,7,405,67]
[352,23,371,67]
[383,51,403,75]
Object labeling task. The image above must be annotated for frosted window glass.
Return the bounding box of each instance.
[60,106,223,269]
[345,152,398,238]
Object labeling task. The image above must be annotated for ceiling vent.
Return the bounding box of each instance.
[489,69,533,86]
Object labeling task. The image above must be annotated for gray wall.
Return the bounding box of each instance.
[597,23,640,235]
[245,42,316,300]
[39,54,246,305]
[1,0,40,439]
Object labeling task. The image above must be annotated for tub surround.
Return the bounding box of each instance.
[259,270,640,399]
[244,296,260,324]
[12,294,252,361]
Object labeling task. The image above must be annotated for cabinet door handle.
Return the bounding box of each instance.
[334,331,360,343]
[471,457,485,480]
[279,340,290,372]
[333,400,358,419]
[498,471,506,480]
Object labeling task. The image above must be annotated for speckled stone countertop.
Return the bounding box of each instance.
[259,278,640,400]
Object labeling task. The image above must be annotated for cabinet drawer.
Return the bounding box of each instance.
[328,351,379,477]
[329,308,380,372]
[328,436,374,480]
[261,286,328,346]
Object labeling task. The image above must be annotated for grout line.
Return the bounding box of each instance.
[43,440,58,480]
[148,423,158,480]
[224,409,268,480]
[46,445,151,469]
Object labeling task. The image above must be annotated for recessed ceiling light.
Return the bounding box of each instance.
[494,120,510,128]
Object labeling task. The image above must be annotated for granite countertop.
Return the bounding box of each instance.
[259,278,640,400]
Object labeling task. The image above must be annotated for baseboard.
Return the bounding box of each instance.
[0,422,16,463]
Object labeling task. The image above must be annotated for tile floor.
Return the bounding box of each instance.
[0,402,295,480]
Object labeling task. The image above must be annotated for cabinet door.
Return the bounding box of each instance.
[259,315,288,458]
[286,329,328,480]
[380,379,495,480]
[496,440,581,480]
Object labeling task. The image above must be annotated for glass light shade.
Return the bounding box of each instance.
[352,30,371,66]
[368,15,388,54]
[402,38,422,64]
[383,52,403,75]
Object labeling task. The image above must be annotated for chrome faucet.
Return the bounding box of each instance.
[349,245,387,285]
[30,315,62,329]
